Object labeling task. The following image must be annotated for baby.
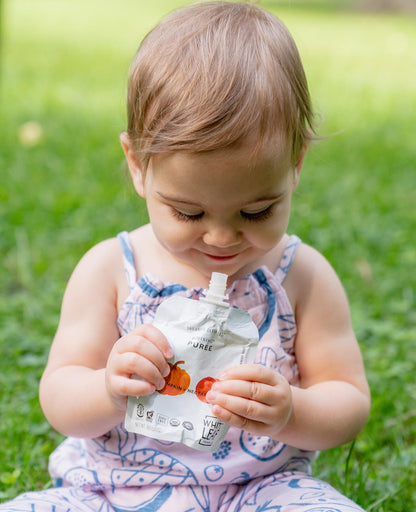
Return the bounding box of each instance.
[1,2,370,511]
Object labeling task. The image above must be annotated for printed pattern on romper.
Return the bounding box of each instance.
[1,473,365,511]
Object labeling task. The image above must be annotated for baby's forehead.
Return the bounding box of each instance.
[151,139,293,178]
[193,135,292,168]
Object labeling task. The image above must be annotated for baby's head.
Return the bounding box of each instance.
[125,1,314,173]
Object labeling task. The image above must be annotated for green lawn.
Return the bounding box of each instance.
[1,0,415,508]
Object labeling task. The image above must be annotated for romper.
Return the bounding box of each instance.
[0,232,365,511]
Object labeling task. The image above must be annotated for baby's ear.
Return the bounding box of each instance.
[293,143,308,189]
[120,132,145,197]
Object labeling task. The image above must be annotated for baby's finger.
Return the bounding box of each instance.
[219,364,279,385]
[131,324,174,359]
[117,335,171,378]
[211,379,278,406]
[210,403,263,434]
[117,351,167,390]
[207,390,269,423]
[110,374,158,398]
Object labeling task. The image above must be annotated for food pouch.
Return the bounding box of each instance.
[124,272,259,451]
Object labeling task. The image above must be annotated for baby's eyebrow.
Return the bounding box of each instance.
[242,192,288,208]
[249,193,285,202]
[157,191,285,205]
[156,192,201,206]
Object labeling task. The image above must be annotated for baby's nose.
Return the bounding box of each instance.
[202,223,241,248]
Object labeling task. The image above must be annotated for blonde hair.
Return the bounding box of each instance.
[126,1,314,171]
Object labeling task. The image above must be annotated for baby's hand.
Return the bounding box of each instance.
[105,324,173,411]
[206,364,292,439]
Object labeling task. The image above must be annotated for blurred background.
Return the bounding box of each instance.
[1,0,415,508]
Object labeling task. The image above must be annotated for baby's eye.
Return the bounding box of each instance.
[240,205,274,222]
[171,208,204,222]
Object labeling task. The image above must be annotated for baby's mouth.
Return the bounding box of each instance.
[203,252,240,261]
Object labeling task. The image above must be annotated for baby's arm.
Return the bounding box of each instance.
[207,243,370,451]
[39,238,172,438]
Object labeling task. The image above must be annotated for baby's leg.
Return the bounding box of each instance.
[0,487,109,512]
[225,472,365,512]
[103,484,235,512]
[0,483,235,512]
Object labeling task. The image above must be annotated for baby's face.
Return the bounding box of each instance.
[140,143,301,281]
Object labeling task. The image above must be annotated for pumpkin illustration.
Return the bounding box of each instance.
[195,376,217,403]
[158,360,191,396]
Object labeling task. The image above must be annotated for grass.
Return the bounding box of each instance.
[1,0,415,508]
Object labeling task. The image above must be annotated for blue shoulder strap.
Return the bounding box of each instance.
[117,231,137,290]
[276,235,301,284]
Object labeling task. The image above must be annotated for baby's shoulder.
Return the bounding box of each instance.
[284,241,345,308]
[77,236,123,271]
[291,241,336,274]
[290,241,342,285]
[66,236,125,297]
